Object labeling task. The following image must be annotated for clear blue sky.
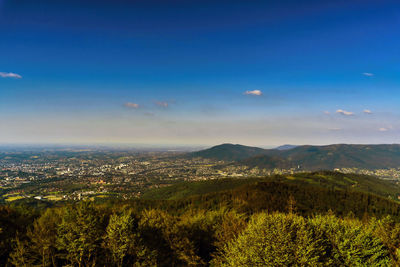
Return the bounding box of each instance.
[0,0,399,146]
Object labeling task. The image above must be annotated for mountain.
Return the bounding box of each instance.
[275,144,298,150]
[191,143,400,170]
[188,143,269,161]
[267,144,400,170]
[239,154,291,169]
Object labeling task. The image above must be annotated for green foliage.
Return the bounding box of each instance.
[212,209,247,249]
[26,208,61,266]
[56,202,105,266]
[2,204,400,266]
[142,172,400,218]
[104,210,155,266]
[180,208,246,264]
[0,205,38,266]
[278,144,400,170]
[194,143,400,170]
[310,215,391,266]
[9,236,35,267]
[372,216,400,264]
[215,213,329,266]
[105,211,136,265]
[139,209,202,266]
[142,178,259,200]
[3,173,400,266]
[217,212,392,266]
[189,143,269,161]
[285,171,400,199]
[157,180,400,222]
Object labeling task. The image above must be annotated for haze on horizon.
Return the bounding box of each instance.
[1,0,399,146]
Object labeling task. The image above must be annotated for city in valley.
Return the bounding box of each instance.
[3,1,400,266]
[2,146,400,203]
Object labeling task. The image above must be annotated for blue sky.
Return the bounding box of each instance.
[0,0,399,146]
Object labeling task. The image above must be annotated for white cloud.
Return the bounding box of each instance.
[323,111,330,115]
[363,109,372,114]
[0,72,22,79]
[362,72,374,77]
[379,125,393,132]
[244,89,263,96]
[336,109,354,116]
[124,102,140,109]
[155,101,169,108]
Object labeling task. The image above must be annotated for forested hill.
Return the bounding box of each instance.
[3,171,400,266]
[272,144,400,170]
[190,143,400,170]
[142,171,400,202]
[140,171,400,220]
[188,143,270,161]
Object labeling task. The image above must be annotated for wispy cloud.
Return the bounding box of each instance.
[323,111,330,115]
[155,101,169,108]
[379,125,393,132]
[124,102,140,109]
[362,72,374,77]
[0,72,22,79]
[363,109,372,114]
[336,109,354,116]
[244,89,263,96]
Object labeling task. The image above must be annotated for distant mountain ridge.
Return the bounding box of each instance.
[275,144,298,150]
[189,143,400,170]
[188,143,270,161]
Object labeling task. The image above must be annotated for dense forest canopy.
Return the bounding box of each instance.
[2,171,400,266]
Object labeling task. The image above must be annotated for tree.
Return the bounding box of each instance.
[370,216,400,264]
[104,210,155,266]
[8,236,35,267]
[0,206,36,266]
[139,209,202,266]
[310,214,391,266]
[27,208,61,266]
[216,212,329,266]
[287,195,297,214]
[56,202,105,267]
